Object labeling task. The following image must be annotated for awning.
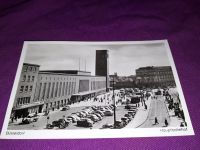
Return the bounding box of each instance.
[13,102,44,110]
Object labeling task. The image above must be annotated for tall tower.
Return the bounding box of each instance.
[95,50,109,92]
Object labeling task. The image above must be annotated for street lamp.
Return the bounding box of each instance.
[112,76,116,128]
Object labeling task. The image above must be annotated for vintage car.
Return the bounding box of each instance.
[21,115,39,124]
[102,123,113,129]
[67,115,81,123]
[61,106,70,111]
[115,120,124,129]
[52,119,70,129]
[95,111,104,117]
[104,110,113,116]
[121,117,130,125]
[77,118,93,127]
[87,114,99,122]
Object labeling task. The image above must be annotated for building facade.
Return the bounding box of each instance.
[135,66,176,88]
[12,63,41,118]
[12,64,106,118]
[34,71,106,112]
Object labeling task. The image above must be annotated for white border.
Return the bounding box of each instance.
[0,40,194,139]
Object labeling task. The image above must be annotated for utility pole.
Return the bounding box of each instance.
[78,57,80,71]
[112,76,116,128]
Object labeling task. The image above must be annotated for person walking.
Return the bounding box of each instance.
[154,117,159,125]
[164,118,168,127]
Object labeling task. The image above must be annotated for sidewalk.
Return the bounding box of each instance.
[165,103,183,127]
[125,97,152,128]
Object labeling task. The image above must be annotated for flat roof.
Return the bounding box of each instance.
[38,71,106,77]
[39,70,91,74]
[23,63,40,67]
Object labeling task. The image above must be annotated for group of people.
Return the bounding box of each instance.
[154,117,169,127]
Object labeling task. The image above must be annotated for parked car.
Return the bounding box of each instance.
[46,124,54,129]
[52,119,70,129]
[82,110,91,116]
[91,106,98,111]
[115,120,124,129]
[121,117,130,125]
[61,106,70,111]
[124,113,132,119]
[87,114,99,122]
[77,119,93,127]
[95,111,104,117]
[102,123,113,129]
[95,113,103,120]
[81,111,89,117]
[22,115,39,124]
[104,110,113,116]
[66,117,73,123]
[128,111,136,117]
[68,115,81,123]
[75,112,84,118]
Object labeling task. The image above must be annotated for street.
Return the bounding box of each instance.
[140,95,170,128]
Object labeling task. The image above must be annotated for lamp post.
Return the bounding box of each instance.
[112,76,116,128]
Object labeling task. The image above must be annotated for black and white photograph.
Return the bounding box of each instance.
[1,41,194,139]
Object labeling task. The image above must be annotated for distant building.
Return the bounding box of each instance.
[109,73,136,89]
[96,50,109,91]
[135,66,176,88]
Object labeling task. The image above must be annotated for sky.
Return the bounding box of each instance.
[24,42,171,76]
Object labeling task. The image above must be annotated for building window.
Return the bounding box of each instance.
[59,82,62,97]
[32,67,35,73]
[25,86,28,92]
[22,75,26,82]
[29,66,32,71]
[17,98,20,106]
[23,66,28,72]
[65,82,68,95]
[27,76,30,82]
[20,86,24,93]
[29,86,33,92]
[47,82,51,99]
[42,83,47,100]
[55,82,59,97]
[62,82,65,96]
[20,98,23,105]
[32,76,35,82]
[27,97,30,103]
[51,82,55,98]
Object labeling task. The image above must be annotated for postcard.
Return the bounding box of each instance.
[0,40,194,139]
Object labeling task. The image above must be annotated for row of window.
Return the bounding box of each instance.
[40,76,76,81]
[20,85,33,93]
[23,66,37,73]
[46,99,68,108]
[137,71,173,76]
[22,75,35,82]
[36,81,76,100]
[16,97,31,106]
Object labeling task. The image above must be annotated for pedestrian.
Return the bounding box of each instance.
[164,118,168,127]
[144,104,147,110]
[154,117,159,125]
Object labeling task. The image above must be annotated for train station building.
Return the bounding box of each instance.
[11,50,109,118]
